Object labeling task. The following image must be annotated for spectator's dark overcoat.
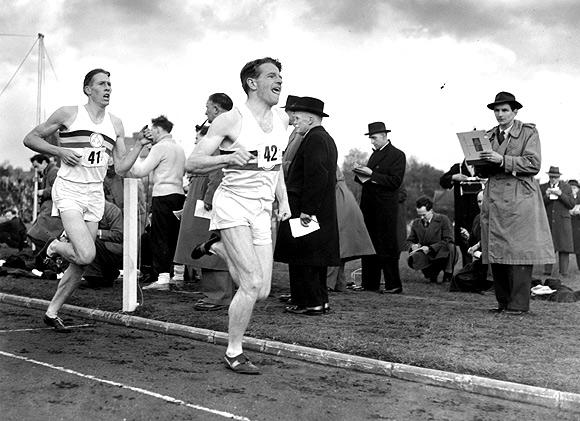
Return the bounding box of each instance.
[540,181,575,253]
[357,142,406,257]
[275,126,339,266]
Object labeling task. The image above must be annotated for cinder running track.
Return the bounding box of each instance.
[0,304,574,420]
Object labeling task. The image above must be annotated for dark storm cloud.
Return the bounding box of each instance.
[296,0,580,69]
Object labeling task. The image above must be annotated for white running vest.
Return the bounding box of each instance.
[219,105,287,201]
[57,105,117,184]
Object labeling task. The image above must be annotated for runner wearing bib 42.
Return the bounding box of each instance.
[210,104,287,245]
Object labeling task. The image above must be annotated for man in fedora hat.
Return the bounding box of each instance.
[281,95,302,178]
[540,166,575,277]
[355,121,406,294]
[275,96,340,315]
[476,91,554,315]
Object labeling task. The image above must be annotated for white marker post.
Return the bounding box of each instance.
[123,178,139,312]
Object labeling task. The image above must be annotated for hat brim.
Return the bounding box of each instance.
[365,129,391,136]
[487,100,523,110]
[547,172,562,176]
[292,106,329,117]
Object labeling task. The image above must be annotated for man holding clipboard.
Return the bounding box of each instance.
[473,91,553,316]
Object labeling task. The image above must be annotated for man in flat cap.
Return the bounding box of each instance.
[275,96,339,315]
[477,91,554,315]
[355,122,406,294]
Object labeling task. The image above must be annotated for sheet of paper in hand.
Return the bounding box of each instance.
[456,130,492,165]
[289,217,320,238]
[194,200,212,219]
[353,167,372,183]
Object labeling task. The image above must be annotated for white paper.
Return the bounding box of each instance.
[194,200,213,219]
[289,217,320,238]
[456,130,492,165]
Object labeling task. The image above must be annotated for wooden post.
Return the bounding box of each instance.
[123,178,139,312]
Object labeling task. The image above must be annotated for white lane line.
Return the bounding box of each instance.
[0,350,251,421]
[0,324,93,333]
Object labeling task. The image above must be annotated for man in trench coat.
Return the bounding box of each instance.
[274,97,339,315]
[355,122,406,294]
[476,91,554,315]
[540,166,575,277]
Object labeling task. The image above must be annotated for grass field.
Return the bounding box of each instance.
[1,247,579,394]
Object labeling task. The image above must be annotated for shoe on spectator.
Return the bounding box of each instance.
[284,305,324,316]
[384,287,403,294]
[194,301,227,311]
[224,353,261,375]
[143,273,170,291]
[278,294,292,303]
[505,309,527,316]
[488,308,505,313]
[43,314,70,333]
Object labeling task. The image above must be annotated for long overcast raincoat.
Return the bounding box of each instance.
[478,120,554,265]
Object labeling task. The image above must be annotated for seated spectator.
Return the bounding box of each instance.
[83,201,123,287]
[405,196,456,283]
[450,191,492,292]
[0,208,27,250]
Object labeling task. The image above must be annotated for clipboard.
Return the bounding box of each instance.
[456,130,492,165]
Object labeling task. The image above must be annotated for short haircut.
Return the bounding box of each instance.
[239,57,282,94]
[151,115,173,133]
[30,154,49,165]
[83,68,110,95]
[416,196,433,211]
[208,93,233,111]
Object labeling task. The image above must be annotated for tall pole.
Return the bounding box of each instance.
[32,33,44,223]
[36,33,44,125]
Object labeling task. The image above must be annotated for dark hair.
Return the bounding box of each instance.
[416,196,433,210]
[30,154,49,165]
[83,68,110,95]
[208,93,233,111]
[239,57,282,94]
[151,115,174,133]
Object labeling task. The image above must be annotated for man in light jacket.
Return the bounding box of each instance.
[476,91,554,315]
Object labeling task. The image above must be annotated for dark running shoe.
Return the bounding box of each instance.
[191,233,221,260]
[43,314,70,333]
[224,353,261,375]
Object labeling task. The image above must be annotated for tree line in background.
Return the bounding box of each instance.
[0,160,35,222]
[1,152,454,225]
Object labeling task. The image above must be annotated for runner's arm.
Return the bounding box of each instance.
[185,111,252,174]
[23,106,81,166]
[275,167,291,221]
[111,115,151,176]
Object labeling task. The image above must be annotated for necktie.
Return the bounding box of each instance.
[422,219,429,228]
[498,130,505,145]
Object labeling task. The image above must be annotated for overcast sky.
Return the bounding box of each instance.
[2,0,580,181]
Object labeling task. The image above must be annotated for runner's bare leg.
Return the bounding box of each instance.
[213,226,271,357]
[45,211,98,317]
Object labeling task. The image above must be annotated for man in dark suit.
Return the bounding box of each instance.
[406,196,456,283]
[439,159,484,265]
[540,166,575,277]
[274,97,340,315]
[355,122,406,293]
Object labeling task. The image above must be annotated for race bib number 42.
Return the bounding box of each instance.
[81,147,107,167]
[258,144,282,169]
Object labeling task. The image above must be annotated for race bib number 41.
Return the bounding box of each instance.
[81,147,107,167]
[258,143,282,170]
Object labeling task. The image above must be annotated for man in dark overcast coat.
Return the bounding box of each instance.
[274,97,339,315]
[355,122,406,294]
